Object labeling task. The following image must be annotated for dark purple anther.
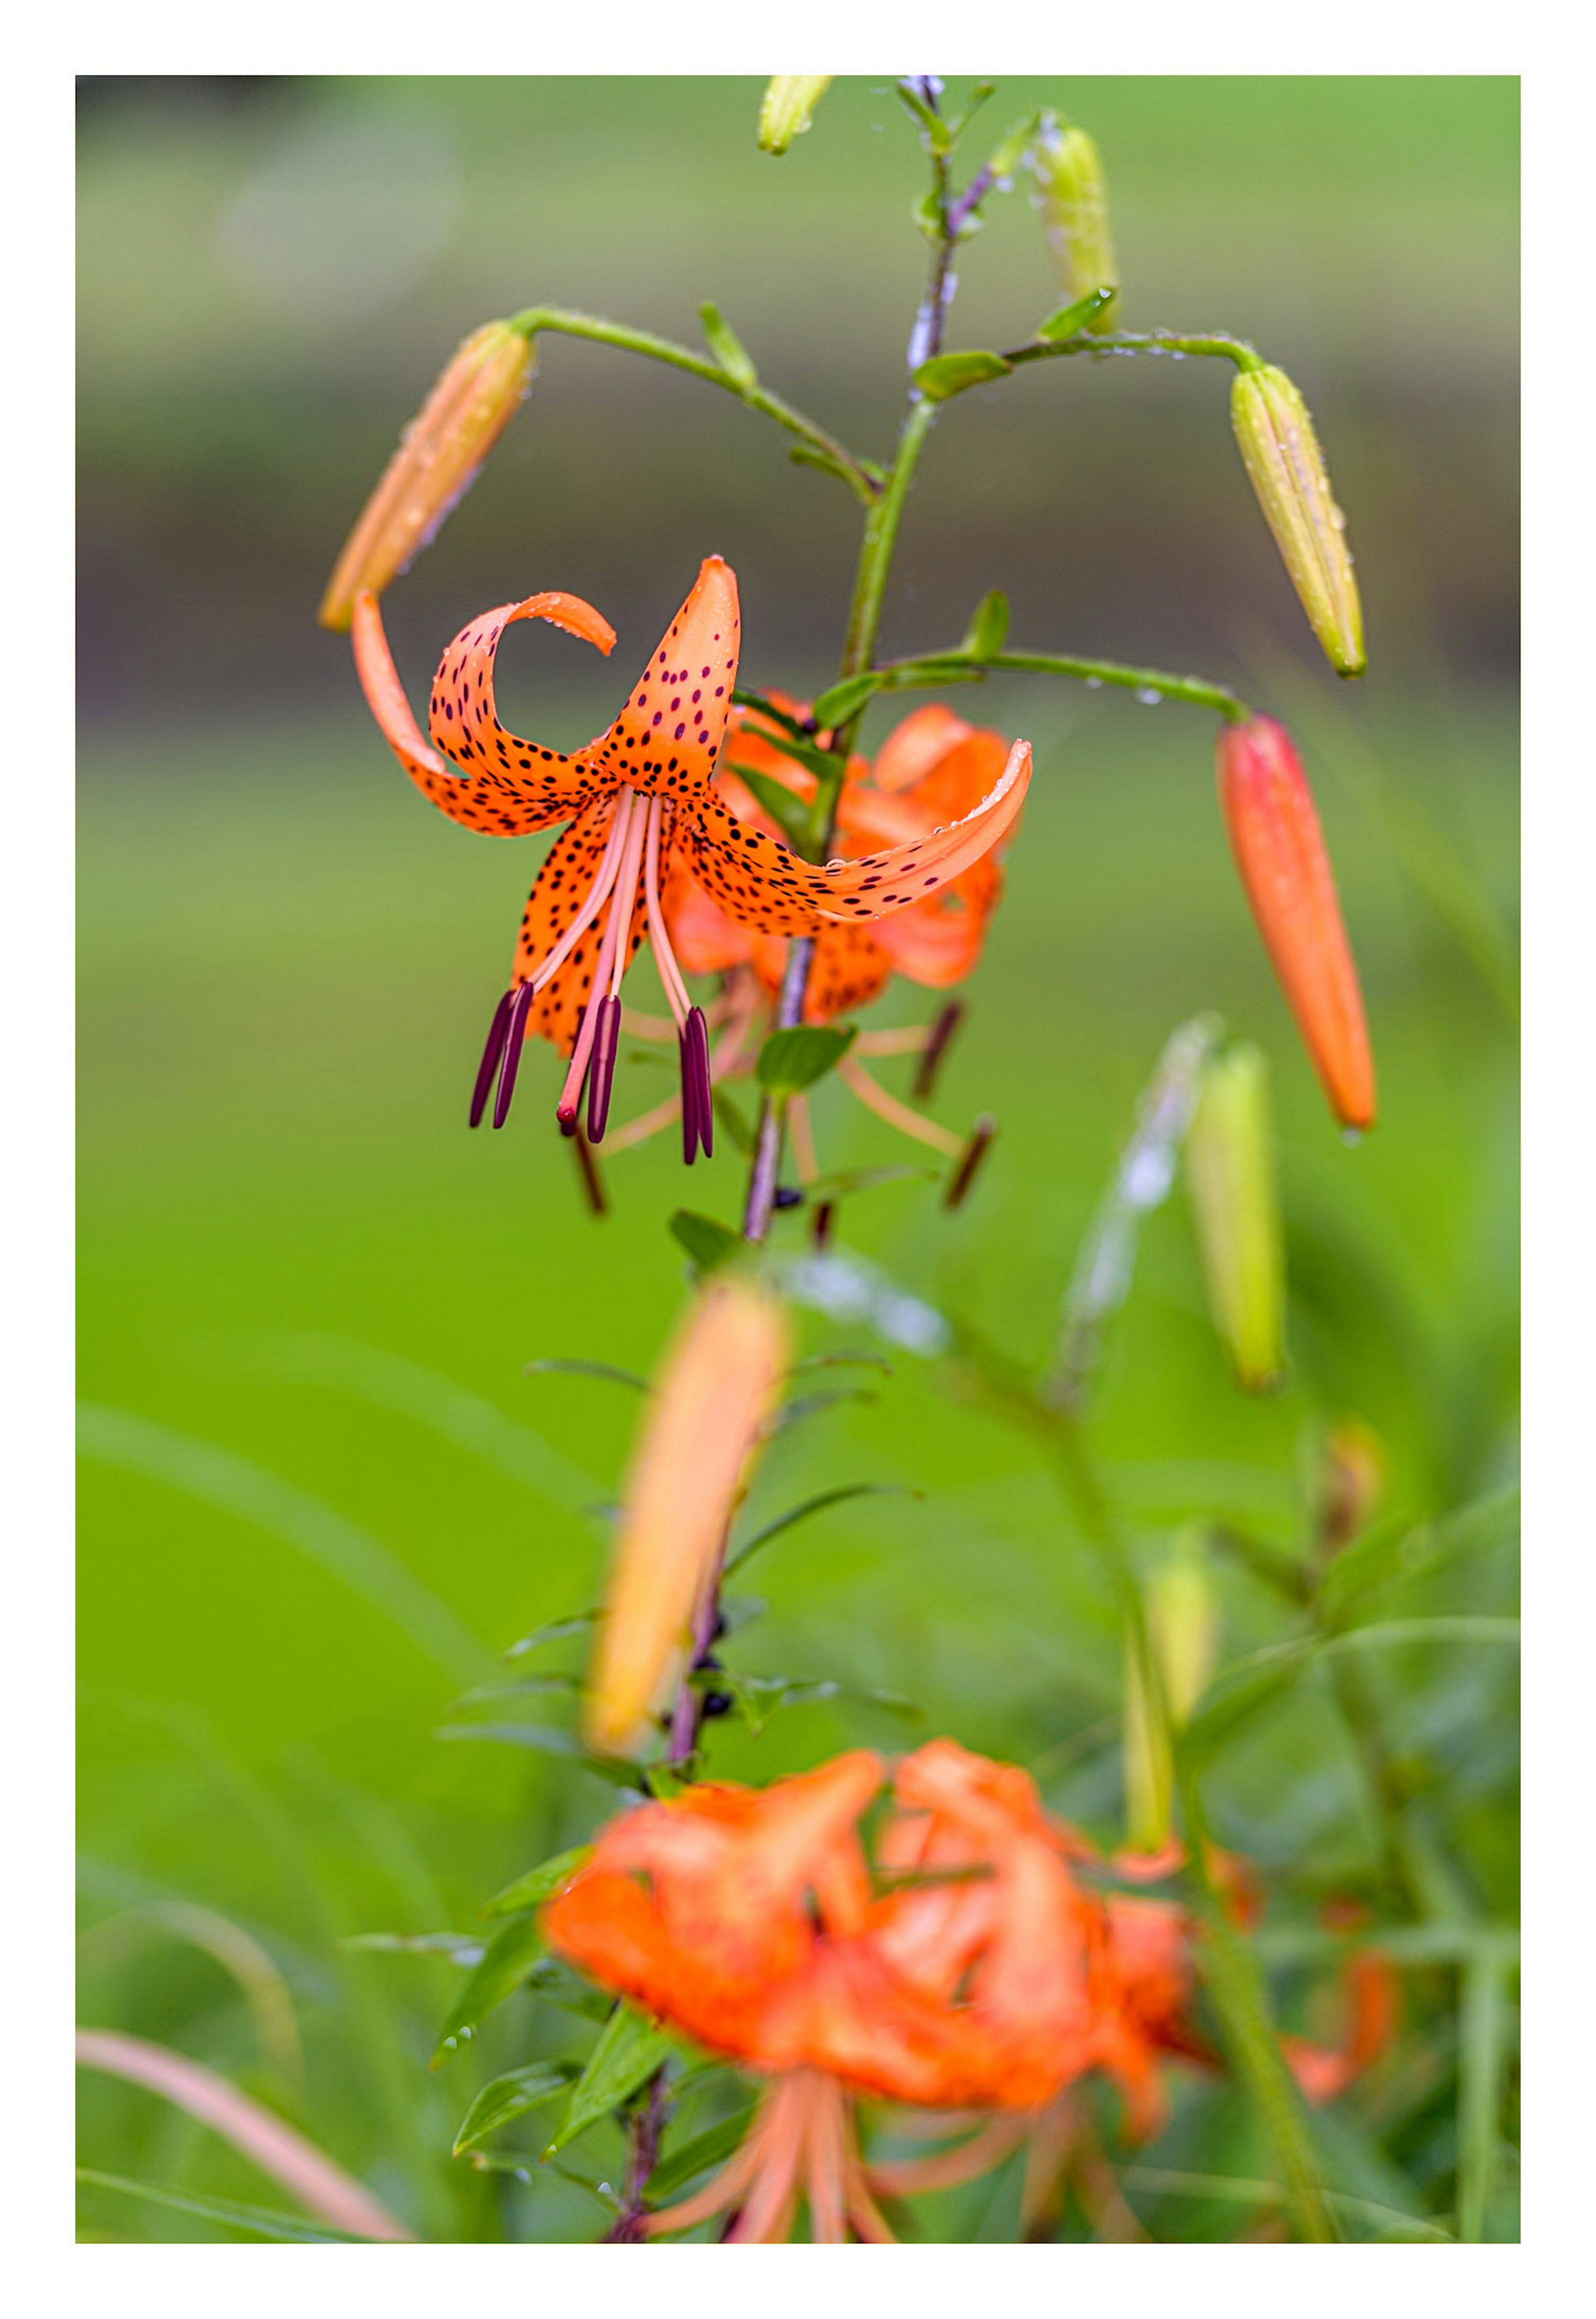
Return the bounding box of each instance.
[773,1186,803,1210]
[679,1025,700,1164]
[686,1006,714,1160]
[585,994,623,1142]
[468,990,514,1128]
[491,982,535,1130]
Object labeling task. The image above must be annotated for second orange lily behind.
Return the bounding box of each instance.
[350,559,1031,1154]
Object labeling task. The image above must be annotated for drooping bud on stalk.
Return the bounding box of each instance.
[318,321,536,631]
[1146,1527,1220,1729]
[1032,115,1118,332]
[1230,363,1365,677]
[1216,716,1376,1132]
[584,1278,788,1759]
[757,77,833,155]
[1186,1042,1288,1393]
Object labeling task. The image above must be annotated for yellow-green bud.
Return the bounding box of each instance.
[1148,1528,1220,1728]
[1186,1042,1288,1395]
[1231,363,1366,678]
[1034,118,1118,332]
[757,76,833,156]
[1122,1624,1173,1854]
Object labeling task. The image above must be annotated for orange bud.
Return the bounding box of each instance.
[1216,716,1376,1132]
[318,321,535,632]
[584,1278,789,1759]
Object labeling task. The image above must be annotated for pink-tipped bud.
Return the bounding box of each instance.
[318,320,535,631]
[1217,716,1376,1132]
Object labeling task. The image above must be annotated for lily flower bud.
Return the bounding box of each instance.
[757,77,833,155]
[318,320,535,632]
[1122,1625,1173,1856]
[1315,1416,1386,1556]
[1230,363,1365,677]
[1148,1528,1221,1729]
[584,1278,788,1760]
[1033,116,1118,332]
[1186,1042,1288,1393]
[1216,716,1376,1133]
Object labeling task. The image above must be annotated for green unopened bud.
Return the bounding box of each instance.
[1033,116,1118,332]
[1231,364,1366,678]
[758,76,832,155]
[1186,1042,1288,1394]
[1148,1528,1220,1728]
[1122,1622,1174,1854]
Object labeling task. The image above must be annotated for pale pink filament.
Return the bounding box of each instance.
[557,792,648,1118]
[643,795,692,1029]
[524,790,631,998]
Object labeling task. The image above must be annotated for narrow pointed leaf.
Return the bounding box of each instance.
[1318,1487,1520,1625]
[668,1209,744,1276]
[913,349,1013,401]
[647,2106,759,2201]
[731,762,816,850]
[959,589,1010,659]
[431,1912,548,2065]
[803,1162,938,1202]
[711,1086,754,1155]
[523,1358,648,1391]
[1037,286,1118,341]
[542,2006,675,2157]
[484,1844,595,1919]
[505,1612,598,1661]
[433,1723,642,1785]
[452,2061,578,2155]
[725,1482,916,1578]
[757,1023,857,1097]
[699,302,758,391]
[76,2168,357,2244]
[810,670,885,727]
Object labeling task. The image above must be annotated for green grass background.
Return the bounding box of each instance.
[77,74,1518,2243]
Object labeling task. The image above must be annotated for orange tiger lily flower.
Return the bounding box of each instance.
[665,700,1017,1024]
[350,561,1032,1154]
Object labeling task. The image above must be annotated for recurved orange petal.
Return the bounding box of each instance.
[685,740,1033,937]
[352,589,604,836]
[583,556,742,801]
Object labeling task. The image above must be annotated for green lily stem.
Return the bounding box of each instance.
[879,646,1249,723]
[505,305,882,505]
[1003,326,1264,373]
[1178,1766,1340,2244]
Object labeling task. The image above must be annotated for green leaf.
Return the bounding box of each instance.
[810,670,885,728]
[542,2006,675,2157]
[788,443,859,490]
[647,2106,759,2201]
[711,1086,754,1155]
[958,588,1010,659]
[1456,1952,1512,2241]
[668,1208,744,1276]
[75,2168,358,2245]
[724,1482,917,1578]
[452,2061,578,2155]
[804,1162,938,1203]
[728,761,814,850]
[1318,1486,1520,1627]
[698,301,758,391]
[434,1723,643,1786]
[913,349,1013,401]
[1037,286,1118,341]
[454,1672,579,1708]
[790,1349,895,1377]
[432,1911,548,2065]
[756,1023,857,1097]
[505,1612,597,1661]
[1179,1640,1313,1770]
[484,1844,594,1918]
[524,1358,648,1391]
[773,1384,878,1433]
[898,86,952,155]
[343,1930,485,1965]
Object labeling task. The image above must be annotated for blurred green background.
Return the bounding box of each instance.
[77,75,1518,2242]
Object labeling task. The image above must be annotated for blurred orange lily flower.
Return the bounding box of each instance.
[542,1740,1180,2240]
[350,562,1031,1153]
[665,699,1018,1024]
